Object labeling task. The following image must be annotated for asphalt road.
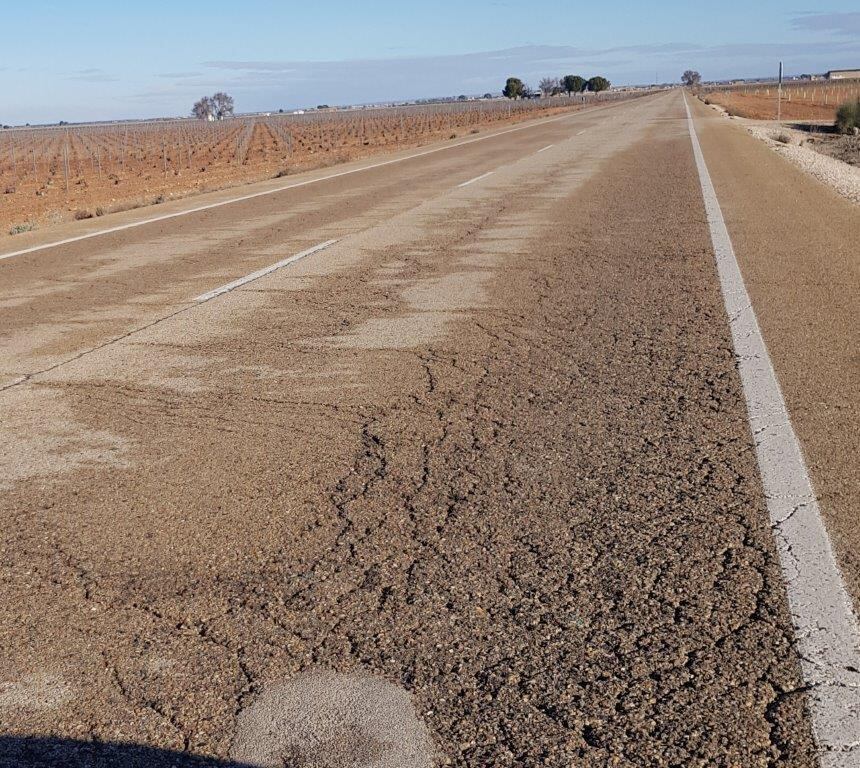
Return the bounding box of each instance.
[1,91,858,767]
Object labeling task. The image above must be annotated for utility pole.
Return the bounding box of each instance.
[777,61,783,123]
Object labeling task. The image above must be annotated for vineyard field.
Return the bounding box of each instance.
[703,80,860,122]
[0,93,632,236]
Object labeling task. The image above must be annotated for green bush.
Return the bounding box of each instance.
[835,99,860,134]
[9,221,35,235]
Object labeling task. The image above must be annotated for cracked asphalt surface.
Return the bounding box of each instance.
[2,91,853,766]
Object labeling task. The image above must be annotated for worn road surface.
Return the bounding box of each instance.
[1,92,858,767]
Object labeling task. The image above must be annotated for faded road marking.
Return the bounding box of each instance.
[685,92,860,767]
[457,171,494,188]
[537,144,554,153]
[193,240,338,302]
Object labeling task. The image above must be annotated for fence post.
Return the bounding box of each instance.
[63,141,70,195]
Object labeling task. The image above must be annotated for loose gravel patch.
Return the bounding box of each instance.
[746,124,860,203]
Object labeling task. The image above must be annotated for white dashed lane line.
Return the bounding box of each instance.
[193,240,339,303]
[457,171,495,188]
[537,145,554,153]
[685,92,860,767]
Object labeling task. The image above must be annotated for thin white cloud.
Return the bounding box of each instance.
[791,11,860,36]
[159,71,203,79]
[68,68,119,83]
[14,36,856,124]
[202,40,860,92]
[204,61,299,72]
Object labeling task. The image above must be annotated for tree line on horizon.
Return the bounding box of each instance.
[503,75,611,99]
[187,74,614,122]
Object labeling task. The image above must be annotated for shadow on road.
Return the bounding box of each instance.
[0,737,258,768]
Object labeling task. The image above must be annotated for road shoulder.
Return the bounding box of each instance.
[690,95,860,616]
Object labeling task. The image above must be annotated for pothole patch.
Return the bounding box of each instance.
[231,669,434,768]
[0,672,73,711]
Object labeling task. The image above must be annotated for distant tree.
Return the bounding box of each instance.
[681,70,702,88]
[483,92,494,99]
[539,77,560,97]
[561,75,586,96]
[503,77,525,99]
[212,92,235,119]
[458,94,468,101]
[587,76,611,92]
[521,84,536,99]
[192,95,215,120]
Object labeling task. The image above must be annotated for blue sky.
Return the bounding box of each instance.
[2,2,859,124]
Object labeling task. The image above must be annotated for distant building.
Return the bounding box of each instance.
[826,69,860,80]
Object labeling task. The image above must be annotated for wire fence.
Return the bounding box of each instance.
[701,79,860,121]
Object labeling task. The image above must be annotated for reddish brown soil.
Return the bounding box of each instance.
[706,83,860,122]
[0,99,610,239]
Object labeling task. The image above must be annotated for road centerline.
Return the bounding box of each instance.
[457,171,495,188]
[193,239,339,303]
[684,92,860,766]
[537,144,554,153]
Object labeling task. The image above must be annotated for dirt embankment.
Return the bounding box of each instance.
[807,133,860,166]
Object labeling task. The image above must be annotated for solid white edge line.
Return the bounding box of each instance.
[457,171,494,188]
[576,129,586,135]
[0,106,600,263]
[193,239,338,302]
[684,92,860,766]
[537,144,554,153]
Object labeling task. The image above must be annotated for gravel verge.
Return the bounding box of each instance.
[745,124,860,204]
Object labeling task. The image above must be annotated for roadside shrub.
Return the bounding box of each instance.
[4,184,16,194]
[74,209,94,220]
[95,206,106,217]
[835,99,860,135]
[9,222,35,235]
[774,132,792,144]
